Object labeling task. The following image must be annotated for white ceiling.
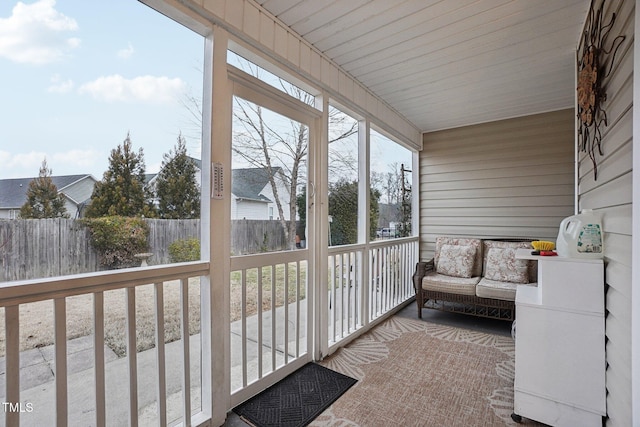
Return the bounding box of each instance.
[255,0,590,133]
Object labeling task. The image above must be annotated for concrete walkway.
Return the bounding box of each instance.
[0,334,202,427]
[0,302,311,426]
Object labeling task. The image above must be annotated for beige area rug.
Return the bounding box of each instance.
[312,317,540,427]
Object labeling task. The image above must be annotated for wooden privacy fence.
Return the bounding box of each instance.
[231,219,296,255]
[0,218,295,282]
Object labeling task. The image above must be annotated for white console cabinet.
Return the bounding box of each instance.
[513,249,605,426]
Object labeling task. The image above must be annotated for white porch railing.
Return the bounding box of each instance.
[327,237,418,349]
[0,238,418,426]
[0,261,209,427]
[328,246,363,345]
[369,238,418,321]
[229,250,309,407]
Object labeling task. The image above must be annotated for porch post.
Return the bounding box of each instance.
[313,94,330,360]
[631,0,640,423]
[358,118,371,326]
[201,25,232,426]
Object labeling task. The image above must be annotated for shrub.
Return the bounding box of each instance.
[83,216,150,269]
[168,238,200,263]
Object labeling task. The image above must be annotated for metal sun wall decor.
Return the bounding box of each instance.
[576,0,625,180]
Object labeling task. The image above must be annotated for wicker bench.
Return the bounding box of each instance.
[412,237,538,321]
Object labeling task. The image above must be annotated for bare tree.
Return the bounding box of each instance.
[233,95,307,249]
[181,53,358,250]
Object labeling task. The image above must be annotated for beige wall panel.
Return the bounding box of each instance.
[259,13,274,50]
[419,110,575,261]
[579,134,632,194]
[603,233,633,269]
[274,23,288,59]
[422,206,574,218]
[242,5,259,41]
[310,50,322,81]
[320,57,331,86]
[575,1,634,425]
[579,109,632,189]
[338,71,351,100]
[422,153,573,175]
[580,173,632,211]
[353,85,367,110]
[287,33,300,65]
[225,0,243,29]
[602,204,634,236]
[203,0,224,13]
[299,44,311,75]
[422,195,572,209]
[422,184,575,200]
[367,93,378,116]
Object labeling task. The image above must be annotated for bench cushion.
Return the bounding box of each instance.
[476,278,538,301]
[482,240,537,283]
[484,247,529,283]
[436,244,476,278]
[422,271,480,296]
[434,237,483,277]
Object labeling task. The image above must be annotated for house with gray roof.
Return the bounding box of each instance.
[231,167,291,220]
[0,175,97,219]
[147,159,291,221]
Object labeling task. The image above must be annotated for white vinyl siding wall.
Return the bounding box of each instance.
[419,109,575,260]
[577,1,634,425]
[232,199,268,220]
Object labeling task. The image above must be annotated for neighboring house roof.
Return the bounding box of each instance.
[137,159,282,204]
[232,167,282,203]
[146,156,201,187]
[0,175,96,209]
[187,156,202,169]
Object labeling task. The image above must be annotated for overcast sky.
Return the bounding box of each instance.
[0,0,204,180]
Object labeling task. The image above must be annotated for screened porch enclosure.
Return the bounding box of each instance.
[0,1,420,425]
[0,239,417,426]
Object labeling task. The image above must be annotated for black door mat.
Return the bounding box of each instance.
[232,362,357,427]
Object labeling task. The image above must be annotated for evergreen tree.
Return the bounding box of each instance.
[155,134,200,219]
[85,133,156,218]
[19,159,69,219]
[328,179,381,246]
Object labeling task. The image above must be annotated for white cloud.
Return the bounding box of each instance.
[0,150,47,174]
[117,42,134,59]
[78,74,186,104]
[47,73,74,93]
[51,149,100,168]
[0,0,80,65]
[0,149,101,178]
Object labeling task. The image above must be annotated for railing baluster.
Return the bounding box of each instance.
[94,292,106,427]
[346,252,352,333]
[386,247,391,310]
[54,297,68,426]
[390,246,394,309]
[126,287,138,427]
[284,263,289,364]
[339,255,343,337]
[241,270,247,386]
[180,278,191,426]
[5,305,19,427]
[154,282,167,426]
[295,261,300,358]
[257,267,262,379]
[270,265,276,370]
[330,255,336,342]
